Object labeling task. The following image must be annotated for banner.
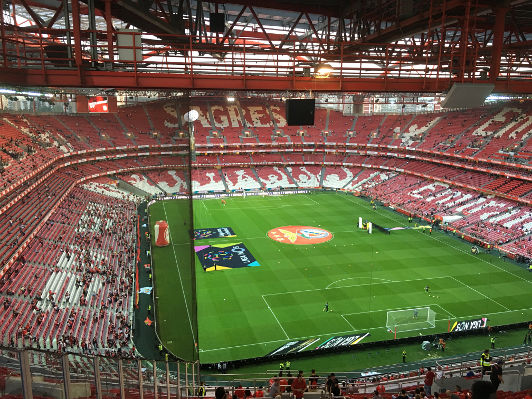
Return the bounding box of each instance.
[139,287,153,294]
[194,227,236,240]
[450,317,488,332]
[266,338,320,356]
[315,333,370,349]
[195,242,260,271]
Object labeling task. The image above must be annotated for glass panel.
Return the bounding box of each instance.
[141,359,157,398]
[155,360,166,398]
[123,358,140,397]
[29,349,65,397]
[168,361,179,399]
[68,353,97,399]
[0,349,23,397]
[99,356,120,397]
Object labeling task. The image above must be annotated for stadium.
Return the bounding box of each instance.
[0,0,531,398]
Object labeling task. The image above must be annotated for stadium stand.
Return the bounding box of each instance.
[192,168,226,192]
[322,167,357,189]
[144,170,188,194]
[255,166,297,189]
[0,103,531,262]
[223,167,262,191]
[287,166,322,188]
[0,186,137,356]
[0,100,532,398]
[5,0,532,397]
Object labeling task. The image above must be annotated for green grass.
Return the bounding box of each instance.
[149,199,198,361]
[149,192,532,363]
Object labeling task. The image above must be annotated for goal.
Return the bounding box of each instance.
[386,307,436,332]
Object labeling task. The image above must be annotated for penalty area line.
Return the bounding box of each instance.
[199,306,532,354]
[262,295,289,339]
[449,276,510,311]
[340,314,356,331]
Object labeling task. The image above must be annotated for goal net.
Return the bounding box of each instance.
[386,307,436,332]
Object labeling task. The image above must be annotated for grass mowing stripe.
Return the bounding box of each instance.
[261,295,289,339]
[199,306,532,354]
[162,201,197,348]
[263,275,455,297]
[449,276,510,311]
[152,192,532,362]
[343,194,531,285]
[340,314,356,330]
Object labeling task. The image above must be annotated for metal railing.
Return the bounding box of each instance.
[0,345,530,398]
[0,347,200,399]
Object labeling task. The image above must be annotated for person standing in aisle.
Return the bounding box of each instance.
[480,349,491,375]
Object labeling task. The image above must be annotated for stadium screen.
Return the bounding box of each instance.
[88,96,109,113]
[286,99,315,126]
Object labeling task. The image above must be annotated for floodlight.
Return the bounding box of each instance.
[314,63,334,78]
[184,109,199,122]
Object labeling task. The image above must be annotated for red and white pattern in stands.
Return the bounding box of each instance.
[287,166,322,188]
[322,167,358,189]
[144,170,188,194]
[344,169,394,191]
[223,168,261,191]
[255,166,296,190]
[191,169,225,192]
[119,173,165,195]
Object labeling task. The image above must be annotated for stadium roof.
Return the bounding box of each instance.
[1,0,532,93]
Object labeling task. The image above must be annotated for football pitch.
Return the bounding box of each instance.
[149,192,532,364]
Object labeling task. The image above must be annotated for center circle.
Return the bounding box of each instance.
[268,226,333,245]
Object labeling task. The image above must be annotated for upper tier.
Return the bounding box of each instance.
[1,99,531,201]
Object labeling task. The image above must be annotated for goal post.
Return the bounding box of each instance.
[386,307,436,332]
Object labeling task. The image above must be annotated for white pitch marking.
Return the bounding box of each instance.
[450,276,510,311]
[342,194,532,285]
[263,275,453,297]
[326,277,394,289]
[198,306,532,353]
[162,201,198,349]
[340,314,356,331]
[262,295,289,339]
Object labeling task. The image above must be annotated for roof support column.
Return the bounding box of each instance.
[70,0,83,67]
[87,0,98,66]
[62,0,73,67]
[105,0,114,65]
[459,0,471,81]
[489,5,508,82]
[0,0,6,67]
